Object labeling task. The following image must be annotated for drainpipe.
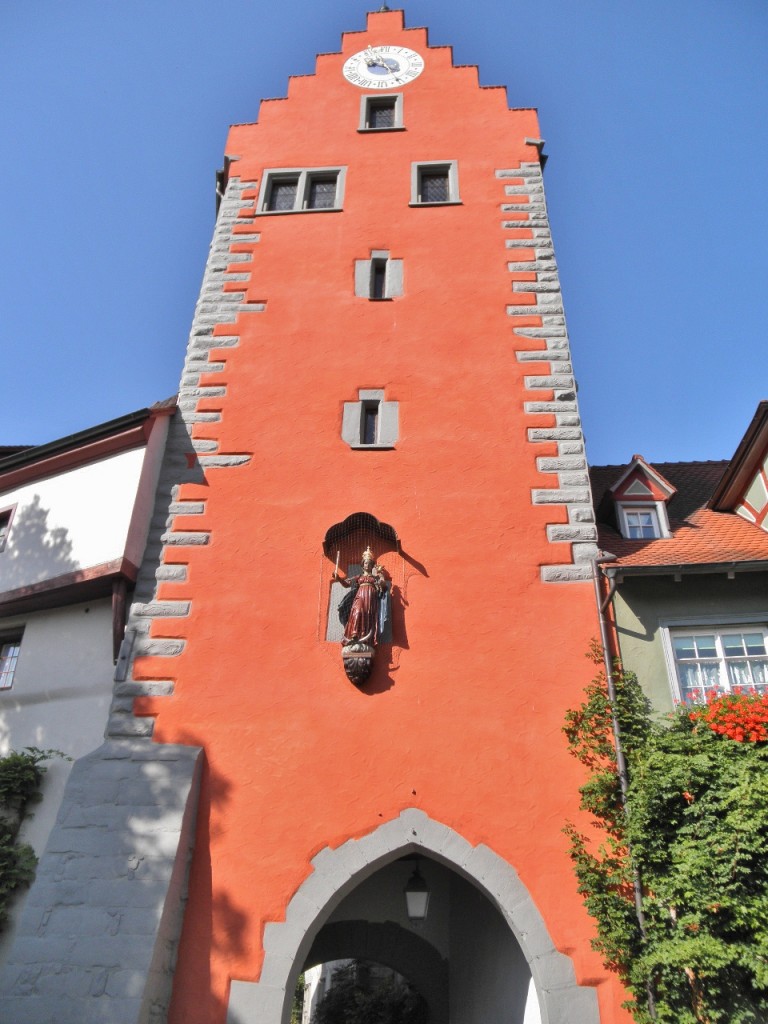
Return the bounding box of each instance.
[592,555,656,1019]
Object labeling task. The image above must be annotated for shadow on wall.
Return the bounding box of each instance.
[0,495,80,590]
[160,728,249,1024]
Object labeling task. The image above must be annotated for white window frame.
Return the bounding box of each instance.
[410,161,460,206]
[358,93,404,132]
[257,167,346,214]
[0,632,23,691]
[617,501,670,539]
[660,617,768,703]
[0,504,16,553]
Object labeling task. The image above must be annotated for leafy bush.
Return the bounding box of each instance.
[0,748,62,930]
[565,661,768,1023]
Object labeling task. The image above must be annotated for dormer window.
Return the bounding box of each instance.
[608,455,675,541]
[621,507,662,540]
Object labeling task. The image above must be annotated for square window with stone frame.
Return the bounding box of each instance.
[359,94,404,131]
[411,161,460,206]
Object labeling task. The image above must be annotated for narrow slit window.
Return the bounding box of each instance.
[371,259,387,300]
[341,389,399,449]
[363,403,379,445]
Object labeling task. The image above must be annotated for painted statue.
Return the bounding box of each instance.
[333,547,390,684]
[334,547,388,645]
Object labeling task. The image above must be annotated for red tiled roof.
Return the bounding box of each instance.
[590,461,768,568]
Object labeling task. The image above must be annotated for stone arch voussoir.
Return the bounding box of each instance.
[226,808,600,1024]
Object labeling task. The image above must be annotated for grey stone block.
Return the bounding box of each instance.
[524,375,575,390]
[558,471,589,487]
[537,456,586,472]
[556,413,581,427]
[107,715,155,738]
[131,637,185,658]
[160,530,209,546]
[546,524,598,543]
[542,986,600,1024]
[198,453,252,468]
[541,564,593,583]
[570,505,595,523]
[558,440,585,456]
[528,427,583,442]
[526,400,577,415]
[532,488,590,505]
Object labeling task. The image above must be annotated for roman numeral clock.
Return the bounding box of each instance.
[342,45,424,88]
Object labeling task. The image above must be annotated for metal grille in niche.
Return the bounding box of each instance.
[309,178,337,209]
[421,172,449,203]
[323,513,399,645]
[269,180,298,211]
[370,103,395,128]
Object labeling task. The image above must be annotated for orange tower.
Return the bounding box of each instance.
[0,11,632,1024]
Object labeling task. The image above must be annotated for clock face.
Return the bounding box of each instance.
[342,45,425,89]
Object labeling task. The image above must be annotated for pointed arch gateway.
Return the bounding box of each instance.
[226,809,600,1024]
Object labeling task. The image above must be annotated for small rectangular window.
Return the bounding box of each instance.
[362,403,379,445]
[624,509,660,539]
[359,94,403,132]
[411,162,460,206]
[371,259,387,300]
[0,636,22,691]
[258,168,346,214]
[369,101,395,129]
[341,389,399,450]
[266,178,299,212]
[420,172,449,203]
[307,176,337,209]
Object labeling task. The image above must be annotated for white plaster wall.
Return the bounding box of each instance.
[124,416,170,568]
[0,598,116,966]
[0,447,146,592]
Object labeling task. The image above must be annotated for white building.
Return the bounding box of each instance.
[0,400,174,962]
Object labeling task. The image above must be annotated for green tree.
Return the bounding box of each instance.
[565,659,768,1023]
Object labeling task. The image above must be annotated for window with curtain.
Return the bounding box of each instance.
[671,628,768,702]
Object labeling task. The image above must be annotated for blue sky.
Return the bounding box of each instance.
[2,1,766,465]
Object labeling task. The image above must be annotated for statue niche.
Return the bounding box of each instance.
[333,546,391,685]
[324,513,401,686]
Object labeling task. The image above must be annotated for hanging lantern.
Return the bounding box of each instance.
[404,865,430,923]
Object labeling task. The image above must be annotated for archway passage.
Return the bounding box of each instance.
[305,920,448,1024]
[301,857,533,1024]
[226,810,600,1024]
[302,958,428,1024]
